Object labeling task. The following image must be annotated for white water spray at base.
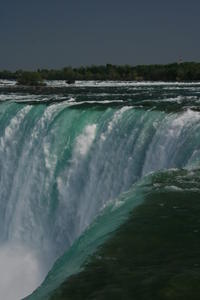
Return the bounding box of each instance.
[0,244,45,300]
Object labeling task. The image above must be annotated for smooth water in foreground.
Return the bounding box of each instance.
[0,81,200,299]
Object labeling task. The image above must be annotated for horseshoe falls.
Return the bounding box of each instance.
[0,82,200,299]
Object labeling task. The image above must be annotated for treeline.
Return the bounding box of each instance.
[1,62,200,82]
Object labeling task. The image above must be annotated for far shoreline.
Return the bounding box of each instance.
[1,62,200,83]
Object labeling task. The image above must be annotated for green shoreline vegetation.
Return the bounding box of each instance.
[16,71,45,86]
[1,62,200,84]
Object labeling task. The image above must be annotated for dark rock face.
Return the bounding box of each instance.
[66,80,75,85]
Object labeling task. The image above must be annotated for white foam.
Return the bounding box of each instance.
[0,106,32,151]
[1,79,200,89]
[0,243,45,300]
[46,80,200,88]
[75,124,97,156]
[142,109,200,175]
[100,106,131,142]
[0,80,16,87]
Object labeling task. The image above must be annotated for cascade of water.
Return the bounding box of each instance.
[0,100,200,299]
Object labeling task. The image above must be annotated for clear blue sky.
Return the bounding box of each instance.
[0,0,200,70]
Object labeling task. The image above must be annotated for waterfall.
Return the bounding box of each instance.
[0,84,200,299]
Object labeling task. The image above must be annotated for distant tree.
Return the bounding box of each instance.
[17,72,45,86]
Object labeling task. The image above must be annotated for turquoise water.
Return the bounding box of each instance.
[0,82,200,299]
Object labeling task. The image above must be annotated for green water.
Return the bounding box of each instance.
[50,169,200,300]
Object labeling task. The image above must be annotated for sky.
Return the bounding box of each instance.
[0,0,200,70]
